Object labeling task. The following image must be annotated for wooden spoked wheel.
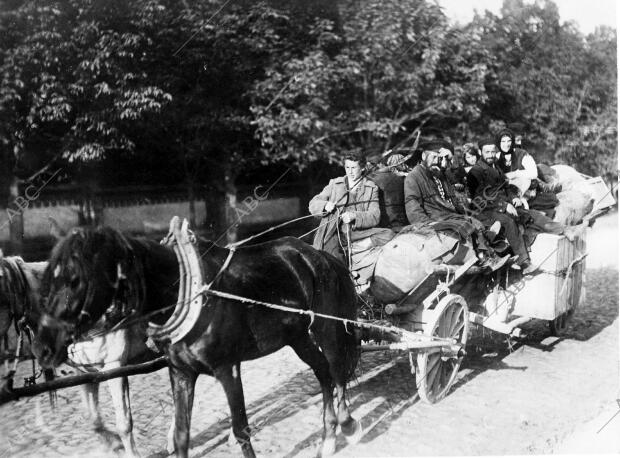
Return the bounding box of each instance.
[416,294,469,404]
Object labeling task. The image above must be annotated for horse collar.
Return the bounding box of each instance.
[147,216,207,344]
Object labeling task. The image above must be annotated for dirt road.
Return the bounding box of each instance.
[1,213,617,457]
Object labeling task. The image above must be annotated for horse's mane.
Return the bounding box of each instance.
[46,226,148,321]
[0,256,31,323]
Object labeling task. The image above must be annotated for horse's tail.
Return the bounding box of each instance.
[317,251,360,383]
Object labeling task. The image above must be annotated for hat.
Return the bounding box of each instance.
[438,139,454,154]
[419,140,446,153]
[386,153,408,172]
[478,137,496,150]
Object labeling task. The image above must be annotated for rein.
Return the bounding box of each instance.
[201,287,453,344]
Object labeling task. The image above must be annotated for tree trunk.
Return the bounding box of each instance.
[224,165,238,244]
[8,176,24,255]
[187,181,196,229]
[204,183,226,239]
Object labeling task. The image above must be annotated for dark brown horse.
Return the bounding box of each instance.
[34,225,361,457]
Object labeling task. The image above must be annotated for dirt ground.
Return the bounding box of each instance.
[0,212,618,457]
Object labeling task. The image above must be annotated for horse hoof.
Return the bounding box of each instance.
[341,419,363,445]
[227,428,237,447]
[319,437,336,457]
[95,427,123,451]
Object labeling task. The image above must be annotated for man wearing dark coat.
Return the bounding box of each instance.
[367,154,409,231]
[467,138,535,273]
[404,141,506,269]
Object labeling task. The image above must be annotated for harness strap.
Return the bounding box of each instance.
[205,248,235,290]
[202,287,453,343]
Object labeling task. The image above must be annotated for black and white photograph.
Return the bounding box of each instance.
[0,0,617,456]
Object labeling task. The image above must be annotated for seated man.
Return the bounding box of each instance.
[404,140,507,270]
[309,153,381,263]
[467,138,533,271]
[468,138,578,274]
[367,153,409,231]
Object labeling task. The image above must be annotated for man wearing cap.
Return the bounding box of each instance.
[467,138,539,273]
[404,140,507,270]
[309,153,380,261]
[367,153,409,231]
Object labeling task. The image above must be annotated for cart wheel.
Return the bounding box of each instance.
[548,309,573,336]
[416,294,469,404]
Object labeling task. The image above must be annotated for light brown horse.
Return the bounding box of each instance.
[0,251,171,456]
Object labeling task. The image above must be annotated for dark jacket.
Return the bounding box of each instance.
[467,159,519,213]
[498,147,529,174]
[367,168,408,229]
[309,176,380,252]
[404,163,465,226]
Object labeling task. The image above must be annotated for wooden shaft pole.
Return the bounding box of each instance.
[0,356,168,405]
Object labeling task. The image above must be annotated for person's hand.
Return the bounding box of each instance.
[324,201,336,213]
[520,197,529,210]
[511,197,523,208]
[341,211,356,224]
[505,203,518,217]
[454,183,465,192]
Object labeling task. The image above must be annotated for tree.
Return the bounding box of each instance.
[126,0,310,240]
[471,0,617,182]
[251,0,489,166]
[0,0,171,250]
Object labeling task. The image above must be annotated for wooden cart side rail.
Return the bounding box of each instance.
[0,356,169,405]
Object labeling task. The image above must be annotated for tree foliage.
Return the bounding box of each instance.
[0,0,171,170]
[470,0,617,179]
[0,0,616,231]
[251,0,490,166]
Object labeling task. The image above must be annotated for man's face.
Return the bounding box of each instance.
[499,135,512,153]
[423,150,441,173]
[344,159,363,183]
[481,145,497,165]
[514,134,523,146]
[438,148,452,170]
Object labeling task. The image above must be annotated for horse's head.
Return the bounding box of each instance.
[35,226,141,368]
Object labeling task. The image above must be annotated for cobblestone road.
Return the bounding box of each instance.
[1,213,618,457]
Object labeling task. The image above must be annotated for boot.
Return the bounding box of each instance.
[480,253,511,272]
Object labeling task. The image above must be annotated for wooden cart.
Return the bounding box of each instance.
[358,176,615,404]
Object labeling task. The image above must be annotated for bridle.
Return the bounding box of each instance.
[40,261,137,344]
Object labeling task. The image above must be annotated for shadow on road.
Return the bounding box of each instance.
[148,264,617,458]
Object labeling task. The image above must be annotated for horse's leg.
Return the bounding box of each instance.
[2,334,9,373]
[321,329,362,444]
[80,383,104,431]
[335,383,362,444]
[81,382,123,448]
[289,337,338,457]
[169,364,197,458]
[107,375,139,457]
[213,362,255,458]
[166,415,176,454]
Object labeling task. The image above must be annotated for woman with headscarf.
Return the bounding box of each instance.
[496,128,537,197]
[496,128,559,218]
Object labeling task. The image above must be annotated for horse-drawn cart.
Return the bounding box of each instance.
[0,172,615,458]
[354,173,615,405]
